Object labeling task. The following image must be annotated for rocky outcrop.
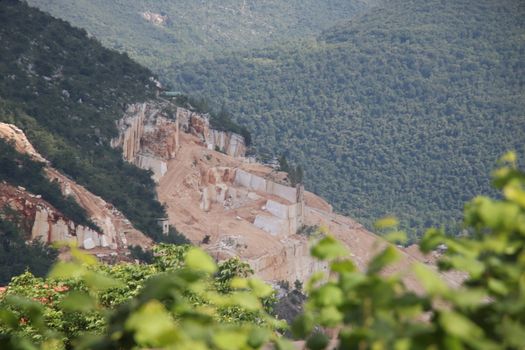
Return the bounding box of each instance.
[111,102,246,182]
[142,11,169,26]
[0,183,104,249]
[206,233,327,282]
[0,123,47,163]
[199,166,304,237]
[45,167,142,250]
[176,107,246,158]
[0,122,150,251]
[111,102,177,182]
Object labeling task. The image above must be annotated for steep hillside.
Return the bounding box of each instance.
[0,0,166,239]
[109,100,463,288]
[25,0,371,67]
[170,0,525,237]
[0,122,151,253]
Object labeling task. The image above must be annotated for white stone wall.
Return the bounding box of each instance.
[254,215,288,236]
[247,238,329,283]
[111,103,146,162]
[234,169,300,204]
[30,207,106,250]
[135,154,167,182]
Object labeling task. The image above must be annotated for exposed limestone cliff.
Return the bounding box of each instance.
[0,183,103,248]
[176,107,246,158]
[0,123,150,251]
[110,101,246,183]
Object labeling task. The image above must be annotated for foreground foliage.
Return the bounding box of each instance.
[1,153,524,349]
[0,244,284,349]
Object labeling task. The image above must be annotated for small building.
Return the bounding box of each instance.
[156,218,170,235]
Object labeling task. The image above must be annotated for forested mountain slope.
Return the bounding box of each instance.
[0,0,166,239]
[170,0,525,237]
[25,0,371,67]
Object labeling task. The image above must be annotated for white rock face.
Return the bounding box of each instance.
[234,169,299,204]
[0,123,47,162]
[29,206,107,249]
[176,107,246,158]
[142,11,168,26]
[83,238,96,250]
[111,103,147,162]
[112,102,246,183]
[31,207,50,242]
[136,154,167,182]
[254,215,287,236]
[247,238,329,283]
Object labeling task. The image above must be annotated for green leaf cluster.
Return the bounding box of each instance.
[295,153,525,349]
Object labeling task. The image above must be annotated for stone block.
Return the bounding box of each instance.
[254,215,288,236]
[266,200,290,220]
[83,238,96,250]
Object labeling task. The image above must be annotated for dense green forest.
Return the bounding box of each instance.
[169,0,525,237]
[0,1,166,240]
[25,0,371,67]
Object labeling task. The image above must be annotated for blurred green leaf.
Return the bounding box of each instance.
[247,328,270,348]
[439,311,483,341]
[83,271,123,291]
[330,259,356,273]
[374,216,399,230]
[0,309,19,329]
[48,262,84,280]
[185,248,217,274]
[384,231,407,244]
[212,330,248,350]
[274,338,296,350]
[313,284,343,307]
[413,263,449,296]
[419,228,445,253]
[70,248,98,266]
[319,306,343,327]
[248,278,274,298]
[125,300,179,346]
[291,314,315,339]
[311,236,348,260]
[229,292,261,311]
[59,291,96,312]
[306,333,329,350]
[367,246,400,275]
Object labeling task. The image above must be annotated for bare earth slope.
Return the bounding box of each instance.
[113,100,463,288]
